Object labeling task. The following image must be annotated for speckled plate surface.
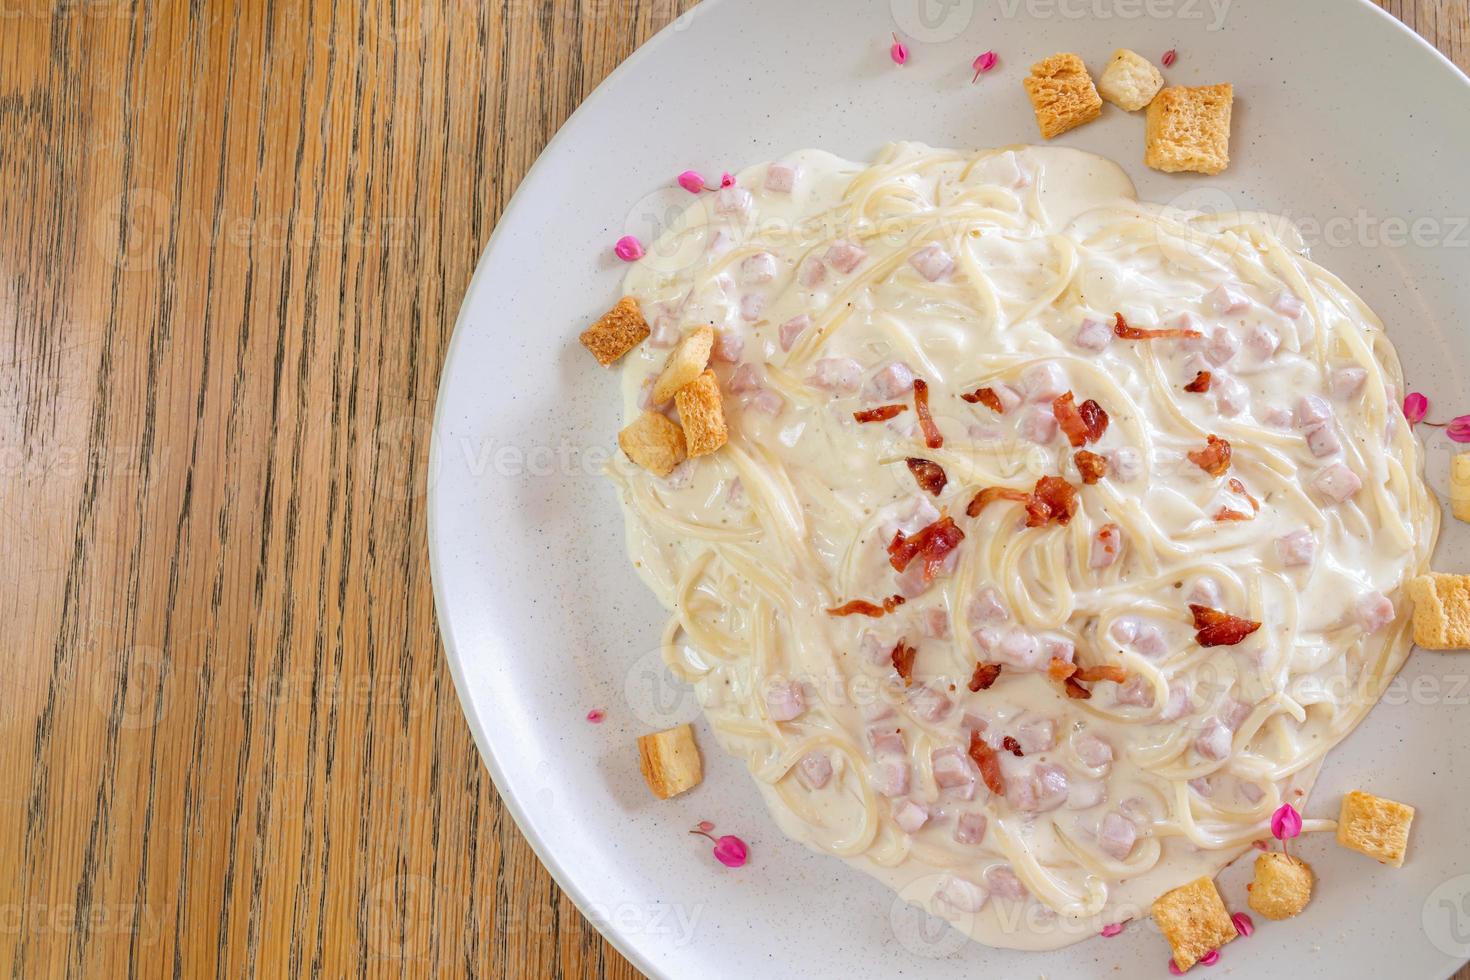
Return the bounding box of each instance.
[429,1,1470,976]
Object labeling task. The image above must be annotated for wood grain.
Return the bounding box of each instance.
[0,1,1463,977]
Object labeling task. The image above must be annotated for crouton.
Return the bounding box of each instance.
[675,370,728,457]
[1022,53,1103,140]
[1151,875,1238,972]
[651,325,714,404]
[637,724,703,799]
[1408,572,1470,650]
[1247,852,1313,920]
[1098,48,1164,112]
[1452,453,1470,522]
[1336,790,1415,867]
[617,411,687,477]
[579,296,649,367]
[1145,84,1234,175]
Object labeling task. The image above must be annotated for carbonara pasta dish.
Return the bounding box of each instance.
[606,143,1438,950]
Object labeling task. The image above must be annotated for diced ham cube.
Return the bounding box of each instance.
[648,315,681,348]
[968,586,1010,624]
[868,724,905,756]
[779,315,811,351]
[992,383,1023,412]
[824,240,867,274]
[764,163,798,193]
[1295,394,1332,429]
[1355,591,1395,632]
[1160,683,1194,721]
[740,293,766,322]
[638,376,665,411]
[746,389,785,415]
[1205,328,1239,366]
[799,751,832,789]
[1271,291,1305,318]
[879,496,941,543]
[1332,367,1368,400]
[1245,324,1279,359]
[711,329,744,363]
[741,251,778,285]
[932,746,976,791]
[1114,676,1155,707]
[729,362,765,394]
[798,258,826,288]
[1108,447,1142,482]
[954,812,988,845]
[1044,636,1075,665]
[1313,462,1362,503]
[1098,812,1138,859]
[1222,698,1252,731]
[727,477,745,506]
[806,357,863,393]
[960,710,988,735]
[909,244,954,282]
[892,799,929,833]
[715,185,753,216]
[706,230,733,258]
[1074,317,1112,352]
[985,866,1028,900]
[1020,409,1059,444]
[869,360,915,399]
[936,875,988,912]
[1195,718,1233,760]
[1091,524,1123,569]
[1015,717,1056,754]
[1110,617,1139,645]
[1134,625,1167,658]
[1213,374,1250,416]
[1189,776,1214,797]
[1189,577,1222,608]
[972,627,1000,654]
[1030,764,1070,811]
[1074,733,1114,768]
[862,697,896,721]
[874,759,910,798]
[996,629,1044,670]
[907,685,952,723]
[1206,282,1250,314]
[914,608,948,642]
[663,460,694,490]
[1022,362,1069,403]
[1065,777,1106,810]
[1174,311,1205,336]
[895,548,958,597]
[1239,781,1265,804]
[765,681,806,721]
[1261,404,1293,429]
[1305,423,1341,457]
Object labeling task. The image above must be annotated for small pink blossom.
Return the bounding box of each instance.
[691,827,749,868]
[1100,921,1126,937]
[1271,803,1302,853]
[1449,414,1470,443]
[1162,48,1178,67]
[1200,950,1220,966]
[719,172,735,189]
[1252,839,1269,851]
[677,170,706,194]
[585,708,605,723]
[614,235,644,262]
[971,50,998,82]
[1232,912,1254,938]
[1403,391,1428,424]
[890,32,909,66]
[696,820,715,833]
[1168,959,1184,976]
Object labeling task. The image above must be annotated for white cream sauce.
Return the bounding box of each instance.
[609,144,1437,950]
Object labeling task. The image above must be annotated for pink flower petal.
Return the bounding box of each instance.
[1168,959,1185,976]
[1403,391,1428,424]
[1271,802,1302,841]
[719,172,735,189]
[1100,921,1126,937]
[1162,48,1178,68]
[1449,414,1470,442]
[1252,839,1269,851]
[890,32,908,66]
[696,820,715,833]
[677,170,706,194]
[1232,912,1254,938]
[971,50,998,82]
[712,834,748,868]
[1200,950,1220,966]
[614,235,644,262]
[585,708,605,723]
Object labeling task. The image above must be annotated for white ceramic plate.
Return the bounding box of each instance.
[430,1,1470,975]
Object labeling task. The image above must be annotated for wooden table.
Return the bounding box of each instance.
[2,1,1464,976]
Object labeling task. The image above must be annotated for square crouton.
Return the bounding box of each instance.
[1146,84,1234,175]
[637,724,703,799]
[1098,48,1164,112]
[1336,790,1415,867]
[1151,875,1238,972]
[1022,53,1103,140]
[1247,852,1313,920]
[675,370,728,457]
[651,325,714,404]
[1452,453,1470,521]
[617,411,687,477]
[1408,572,1470,650]
[579,296,649,367]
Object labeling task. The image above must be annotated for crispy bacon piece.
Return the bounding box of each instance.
[826,595,905,617]
[1112,311,1203,341]
[968,661,1002,692]
[1078,399,1109,442]
[854,404,907,423]
[1229,478,1260,512]
[891,639,917,686]
[1184,371,1212,393]
[887,516,966,581]
[1048,657,1078,681]
[961,387,1005,413]
[966,486,1030,518]
[906,458,948,496]
[1063,677,1092,699]
[1001,735,1024,757]
[1188,434,1233,477]
[1053,392,1088,447]
[1032,476,1079,526]
[968,729,1006,796]
[1214,508,1251,522]
[1075,449,1108,485]
[912,378,943,449]
[1190,604,1262,647]
[1075,664,1127,684]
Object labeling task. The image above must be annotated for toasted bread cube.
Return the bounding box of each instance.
[1146,84,1234,175]
[1098,49,1164,112]
[1408,573,1470,650]
[1336,790,1414,866]
[617,411,687,477]
[1248,852,1313,920]
[675,370,728,457]
[1151,875,1238,972]
[651,325,714,404]
[1022,53,1103,140]
[1452,453,1470,522]
[637,724,703,799]
[580,296,650,367]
